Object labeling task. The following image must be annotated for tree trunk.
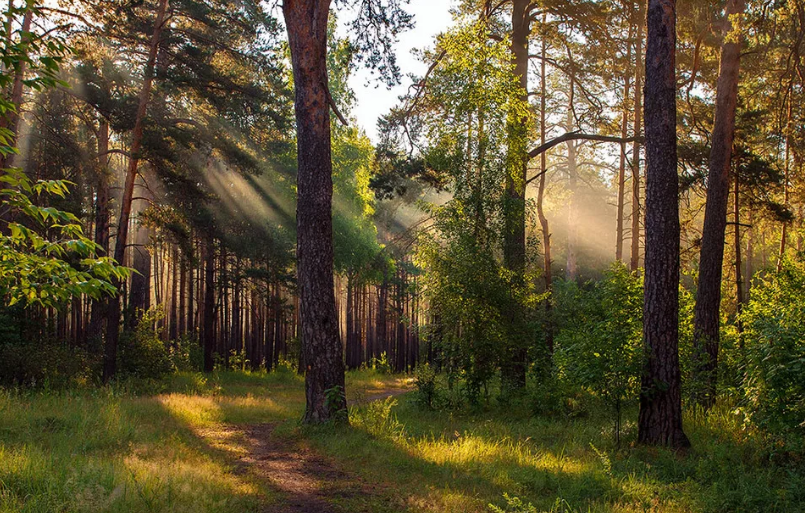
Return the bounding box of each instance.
[778,91,792,271]
[631,0,645,271]
[501,0,531,390]
[203,235,215,372]
[0,6,32,171]
[691,0,745,409]
[87,118,111,348]
[617,6,633,262]
[734,172,744,335]
[103,0,169,383]
[283,0,346,423]
[537,29,554,355]
[637,0,689,448]
[565,103,578,281]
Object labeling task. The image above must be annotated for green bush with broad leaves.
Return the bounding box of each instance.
[554,264,643,443]
[740,256,805,443]
[0,1,129,309]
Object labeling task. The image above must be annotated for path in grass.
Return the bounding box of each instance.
[198,387,409,513]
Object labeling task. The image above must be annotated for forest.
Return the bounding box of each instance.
[1,0,805,511]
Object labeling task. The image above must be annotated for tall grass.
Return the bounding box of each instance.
[1,371,803,512]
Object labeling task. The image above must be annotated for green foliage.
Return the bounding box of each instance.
[0,1,128,309]
[413,362,437,409]
[489,493,539,513]
[117,310,173,381]
[370,351,393,374]
[553,264,643,441]
[350,396,402,437]
[740,257,805,443]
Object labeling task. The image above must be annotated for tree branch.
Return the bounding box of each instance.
[527,130,644,160]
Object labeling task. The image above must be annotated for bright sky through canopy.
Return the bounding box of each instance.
[344,0,455,142]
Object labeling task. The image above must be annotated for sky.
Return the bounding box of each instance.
[341,0,456,142]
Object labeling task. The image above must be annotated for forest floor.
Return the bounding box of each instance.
[1,369,804,513]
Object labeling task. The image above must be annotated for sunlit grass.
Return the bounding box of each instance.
[1,371,804,512]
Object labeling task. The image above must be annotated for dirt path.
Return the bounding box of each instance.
[197,387,409,512]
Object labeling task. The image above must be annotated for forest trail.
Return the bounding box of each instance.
[197,388,409,512]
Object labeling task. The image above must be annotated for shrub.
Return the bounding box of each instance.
[554,264,643,443]
[740,257,805,443]
[117,309,172,380]
[414,362,438,409]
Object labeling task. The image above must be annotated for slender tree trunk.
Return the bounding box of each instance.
[631,0,646,271]
[565,102,578,281]
[617,10,633,262]
[637,0,690,448]
[537,29,554,354]
[734,172,744,335]
[283,0,346,423]
[103,0,169,383]
[745,207,753,303]
[0,6,31,171]
[203,235,215,372]
[778,91,792,271]
[127,174,152,327]
[692,0,745,409]
[178,256,186,337]
[87,119,111,347]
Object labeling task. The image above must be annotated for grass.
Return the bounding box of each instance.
[0,370,803,512]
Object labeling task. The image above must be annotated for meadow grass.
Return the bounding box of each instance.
[0,370,803,512]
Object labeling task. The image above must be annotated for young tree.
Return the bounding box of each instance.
[637,0,690,448]
[692,0,746,409]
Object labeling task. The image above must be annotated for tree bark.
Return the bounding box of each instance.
[203,235,215,372]
[692,0,745,409]
[103,0,169,383]
[87,118,111,347]
[617,4,633,262]
[500,0,531,391]
[537,30,554,354]
[637,0,689,448]
[631,0,645,271]
[283,0,346,423]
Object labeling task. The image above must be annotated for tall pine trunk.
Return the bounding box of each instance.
[103,0,169,382]
[637,0,689,448]
[692,0,745,409]
[283,0,346,423]
[631,0,645,271]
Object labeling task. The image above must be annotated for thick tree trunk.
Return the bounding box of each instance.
[631,0,645,271]
[103,0,169,383]
[283,0,346,423]
[691,0,745,409]
[637,0,689,448]
[500,0,531,390]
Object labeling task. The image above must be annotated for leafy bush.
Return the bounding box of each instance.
[740,257,805,443]
[0,306,96,388]
[168,335,204,372]
[554,264,643,443]
[414,362,438,409]
[117,309,172,380]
